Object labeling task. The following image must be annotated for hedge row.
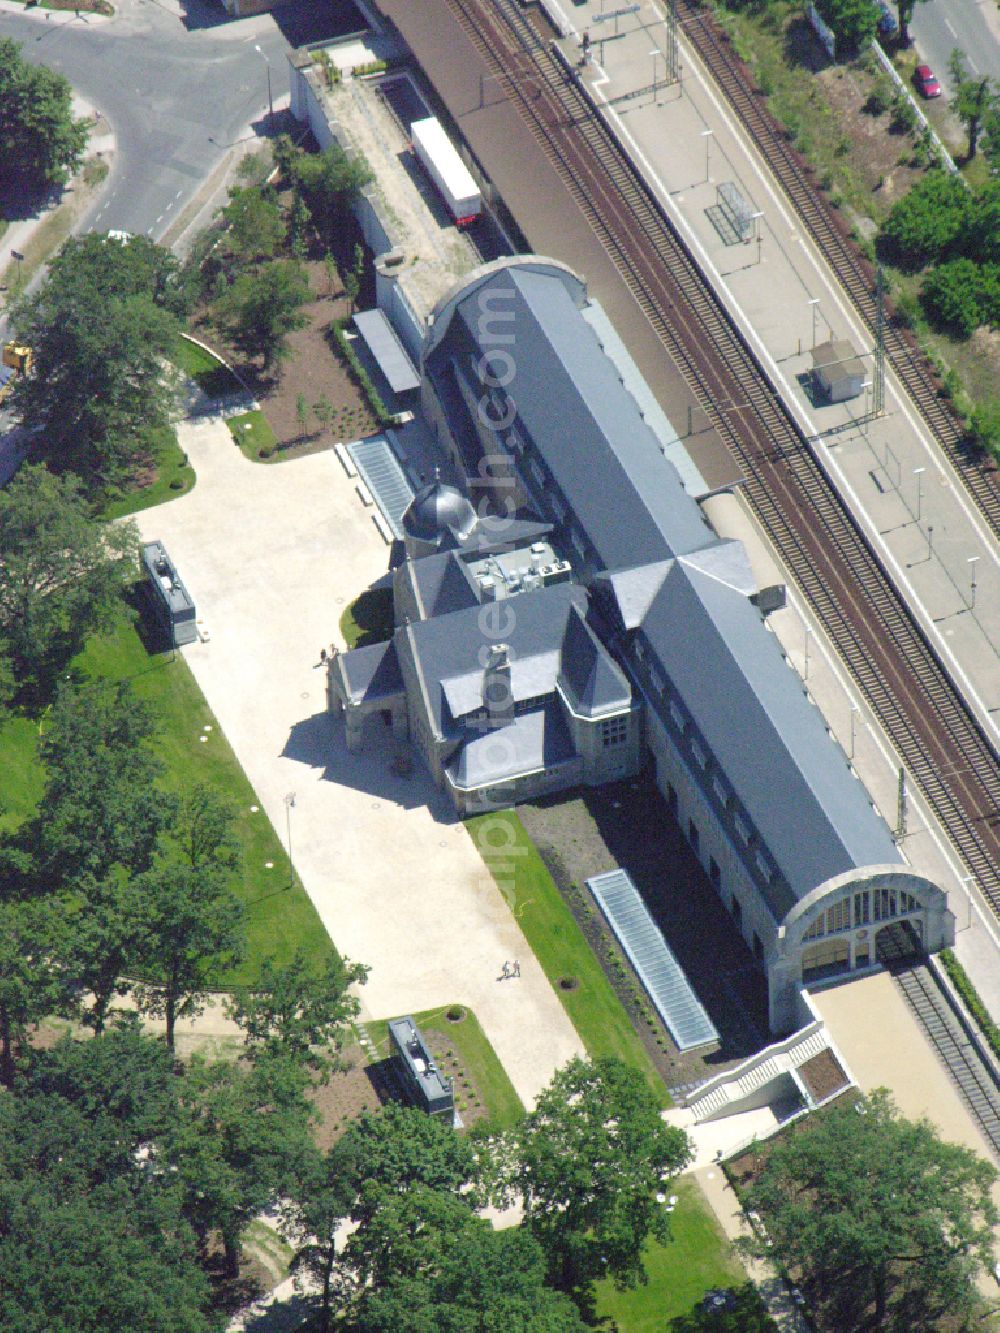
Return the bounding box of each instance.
[939,948,1000,1064]
[327,319,392,427]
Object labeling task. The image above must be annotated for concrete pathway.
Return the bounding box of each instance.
[136,418,584,1109]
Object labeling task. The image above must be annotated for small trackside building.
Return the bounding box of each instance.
[330,256,953,1033]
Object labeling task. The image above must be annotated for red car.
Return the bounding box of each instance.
[915,64,941,98]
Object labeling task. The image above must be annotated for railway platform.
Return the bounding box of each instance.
[542,0,1000,1014]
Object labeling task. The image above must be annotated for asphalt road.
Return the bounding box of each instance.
[909,0,1000,94]
[1,0,335,241]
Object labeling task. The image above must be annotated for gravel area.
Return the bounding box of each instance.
[518,769,771,1091]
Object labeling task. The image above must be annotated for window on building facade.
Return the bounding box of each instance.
[873,887,898,921]
[690,737,707,769]
[668,698,684,732]
[826,898,850,934]
[689,819,700,853]
[754,849,772,882]
[853,891,870,926]
[711,775,728,807]
[733,812,751,845]
[601,715,629,748]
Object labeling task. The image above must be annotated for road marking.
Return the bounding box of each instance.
[968,57,981,74]
[944,18,957,35]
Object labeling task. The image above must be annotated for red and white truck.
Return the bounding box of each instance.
[410,116,482,227]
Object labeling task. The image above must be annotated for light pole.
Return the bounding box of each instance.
[804,624,813,681]
[927,523,934,559]
[913,465,925,522]
[808,298,820,350]
[968,555,980,609]
[701,128,714,183]
[284,791,296,889]
[957,874,976,932]
[749,210,763,263]
[254,43,274,123]
[649,48,660,89]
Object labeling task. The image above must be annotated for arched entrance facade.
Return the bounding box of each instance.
[768,866,953,1032]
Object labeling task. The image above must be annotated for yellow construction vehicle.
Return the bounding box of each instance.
[0,343,32,406]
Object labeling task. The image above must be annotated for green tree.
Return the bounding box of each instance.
[0,1175,219,1333]
[295,391,309,437]
[12,234,184,487]
[164,782,240,874]
[31,680,169,888]
[920,257,1000,336]
[0,466,138,695]
[896,0,928,48]
[59,872,150,1034]
[949,49,996,161]
[341,1187,587,1333]
[878,169,974,270]
[0,899,65,1087]
[959,179,1000,263]
[814,0,879,55]
[0,38,88,191]
[737,1088,998,1329]
[216,259,311,372]
[226,948,368,1075]
[284,1102,477,1330]
[133,861,246,1051]
[289,191,312,260]
[324,251,340,297]
[513,1056,692,1295]
[168,1052,313,1277]
[0,1029,218,1332]
[220,185,286,267]
[288,143,374,241]
[314,394,333,429]
[344,240,365,315]
[669,1281,777,1331]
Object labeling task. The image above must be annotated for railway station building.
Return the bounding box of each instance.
[328,257,953,1033]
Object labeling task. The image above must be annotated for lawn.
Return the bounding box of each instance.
[227,409,278,462]
[339,586,394,650]
[0,603,334,985]
[466,811,669,1108]
[103,424,195,520]
[593,1175,747,1329]
[366,1004,524,1132]
[174,336,246,398]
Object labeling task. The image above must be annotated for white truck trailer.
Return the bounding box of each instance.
[410,116,482,226]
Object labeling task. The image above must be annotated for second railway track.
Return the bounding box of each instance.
[676,1,1000,538]
[443,0,1000,910]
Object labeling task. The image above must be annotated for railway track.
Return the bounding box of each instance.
[894,961,1000,1157]
[676,1,1000,538]
[443,0,1000,910]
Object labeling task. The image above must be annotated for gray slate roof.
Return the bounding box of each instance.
[335,639,404,704]
[435,267,714,572]
[405,550,481,620]
[641,559,900,913]
[446,701,575,790]
[558,606,632,716]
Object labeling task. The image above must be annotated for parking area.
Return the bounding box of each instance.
[135,416,584,1108]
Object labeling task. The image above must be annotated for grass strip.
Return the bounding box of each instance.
[939,949,1000,1064]
[466,810,669,1108]
[0,606,334,984]
[227,409,278,462]
[593,1175,748,1328]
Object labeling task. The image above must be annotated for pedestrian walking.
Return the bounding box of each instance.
[501,960,511,980]
[512,959,520,978]
[320,647,327,663]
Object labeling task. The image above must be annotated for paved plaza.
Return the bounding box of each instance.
[136,417,584,1109]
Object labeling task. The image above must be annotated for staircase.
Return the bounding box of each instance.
[685,1024,837,1122]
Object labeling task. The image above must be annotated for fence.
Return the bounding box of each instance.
[869,43,960,178]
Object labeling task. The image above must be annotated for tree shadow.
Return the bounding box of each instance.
[783,15,834,74]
